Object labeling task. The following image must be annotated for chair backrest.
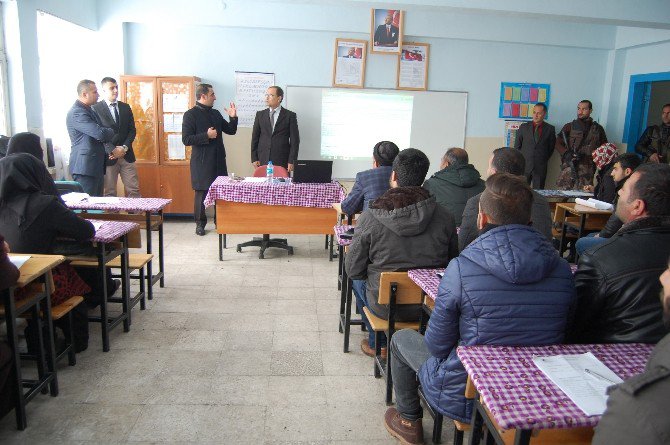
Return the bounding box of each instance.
[253,165,289,178]
[377,272,424,305]
[55,180,84,196]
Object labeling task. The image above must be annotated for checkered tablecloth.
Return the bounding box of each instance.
[408,268,442,300]
[204,176,345,208]
[68,197,172,213]
[333,224,354,247]
[89,220,140,243]
[457,343,654,431]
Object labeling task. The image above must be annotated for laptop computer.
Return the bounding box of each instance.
[292,160,333,184]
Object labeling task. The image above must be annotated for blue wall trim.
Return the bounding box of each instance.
[623,71,670,148]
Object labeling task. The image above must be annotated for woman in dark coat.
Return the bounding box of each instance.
[0,153,96,351]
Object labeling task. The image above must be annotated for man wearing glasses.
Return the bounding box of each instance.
[251,86,300,172]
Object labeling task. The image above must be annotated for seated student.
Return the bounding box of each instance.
[583,142,618,204]
[346,148,458,358]
[423,147,485,226]
[6,131,44,160]
[0,235,19,420]
[0,153,102,351]
[571,163,670,344]
[575,152,641,255]
[592,260,670,445]
[459,147,552,250]
[340,141,399,215]
[383,173,575,445]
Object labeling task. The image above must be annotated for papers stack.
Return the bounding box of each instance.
[533,352,623,416]
[86,197,121,204]
[61,192,89,205]
[575,198,613,211]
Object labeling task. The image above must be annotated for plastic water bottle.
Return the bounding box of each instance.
[266,161,274,184]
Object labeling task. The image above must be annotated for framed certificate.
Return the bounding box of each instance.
[397,42,429,91]
[333,38,367,88]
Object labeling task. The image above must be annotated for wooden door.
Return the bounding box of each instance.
[160,165,194,214]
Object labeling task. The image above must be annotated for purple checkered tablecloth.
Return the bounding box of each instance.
[333,224,354,246]
[457,343,654,431]
[68,197,172,213]
[204,176,345,208]
[88,220,140,243]
[408,268,442,301]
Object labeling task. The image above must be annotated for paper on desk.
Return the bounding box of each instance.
[562,190,593,197]
[242,177,269,183]
[8,254,30,270]
[533,352,623,416]
[61,192,90,205]
[86,197,121,204]
[575,198,613,210]
[89,220,105,231]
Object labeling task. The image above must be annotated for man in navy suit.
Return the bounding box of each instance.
[251,86,299,172]
[66,80,115,196]
[92,77,139,197]
[340,141,399,215]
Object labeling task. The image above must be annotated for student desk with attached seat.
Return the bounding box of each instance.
[204,176,344,260]
[66,197,171,293]
[457,343,654,445]
[556,202,612,255]
[408,268,441,332]
[1,254,65,430]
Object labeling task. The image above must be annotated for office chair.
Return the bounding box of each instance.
[54,180,85,195]
[236,165,294,259]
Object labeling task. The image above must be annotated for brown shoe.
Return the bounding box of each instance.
[384,407,424,445]
[360,339,387,359]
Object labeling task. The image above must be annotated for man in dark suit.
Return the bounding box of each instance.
[514,102,556,189]
[92,77,139,197]
[251,86,299,172]
[340,141,399,215]
[374,10,399,47]
[66,80,116,196]
[182,83,238,236]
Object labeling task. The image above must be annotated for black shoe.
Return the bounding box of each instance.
[195,225,206,236]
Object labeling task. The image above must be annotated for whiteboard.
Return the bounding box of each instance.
[286,86,467,179]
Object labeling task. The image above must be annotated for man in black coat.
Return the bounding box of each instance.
[182,83,238,236]
[92,77,139,197]
[251,86,299,172]
[571,163,670,344]
[514,102,556,189]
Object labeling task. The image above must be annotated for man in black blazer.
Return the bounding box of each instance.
[92,77,139,197]
[251,86,299,172]
[66,80,116,196]
[514,102,556,189]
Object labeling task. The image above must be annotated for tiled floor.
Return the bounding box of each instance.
[0,220,449,444]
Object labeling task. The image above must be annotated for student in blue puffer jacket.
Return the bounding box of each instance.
[383,173,576,445]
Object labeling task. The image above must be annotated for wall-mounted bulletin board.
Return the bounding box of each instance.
[499,82,550,120]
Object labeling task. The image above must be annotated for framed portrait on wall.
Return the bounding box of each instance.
[397,42,429,90]
[332,38,367,88]
[370,8,403,54]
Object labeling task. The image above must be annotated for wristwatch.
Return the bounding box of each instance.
[122,145,129,153]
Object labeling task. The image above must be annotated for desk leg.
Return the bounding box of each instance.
[3,289,27,430]
[337,245,344,291]
[329,235,334,261]
[338,250,347,333]
[145,212,152,297]
[219,234,223,261]
[513,430,533,445]
[468,395,484,445]
[98,243,110,352]
[343,277,354,353]
[158,210,165,287]
[121,234,131,331]
[42,274,58,396]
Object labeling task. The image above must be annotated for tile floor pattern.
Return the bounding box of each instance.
[0,220,453,444]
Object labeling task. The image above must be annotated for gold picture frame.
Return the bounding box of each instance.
[332,38,367,88]
[370,8,404,54]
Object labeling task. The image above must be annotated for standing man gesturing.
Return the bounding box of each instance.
[182,83,238,236]
[250,86,300,172]
[67,80,116,196]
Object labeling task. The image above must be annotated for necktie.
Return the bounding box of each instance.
[387,26,390,38]
[533,124,540,143]
[270,109,276,131]
[111,102,119,124]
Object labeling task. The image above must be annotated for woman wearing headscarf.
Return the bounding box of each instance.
[6,132,43,159]
[0,153,95,351]
[584,142,618,203]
